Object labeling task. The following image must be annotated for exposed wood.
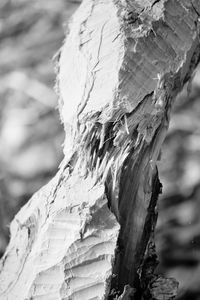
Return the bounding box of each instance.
[0,0,200,299]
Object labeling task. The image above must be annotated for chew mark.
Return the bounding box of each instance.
[77,21,107,120]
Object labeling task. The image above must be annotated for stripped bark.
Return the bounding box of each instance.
[0,0,200,299]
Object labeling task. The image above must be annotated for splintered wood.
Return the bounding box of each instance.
[1,0,200,299]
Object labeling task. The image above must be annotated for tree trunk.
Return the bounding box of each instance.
[1,0,200,299]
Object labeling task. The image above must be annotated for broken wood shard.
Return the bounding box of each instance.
[149,276,179,300]
[1,0,200,299]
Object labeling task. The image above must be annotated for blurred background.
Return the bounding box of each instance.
[0,1,200,299]
[0,0,79,253]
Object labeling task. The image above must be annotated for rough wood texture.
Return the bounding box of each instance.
[0,0,200,299]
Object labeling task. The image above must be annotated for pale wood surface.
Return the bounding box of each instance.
[0,1,200,299]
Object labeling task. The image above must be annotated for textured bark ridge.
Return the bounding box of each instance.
[0,0,200,299]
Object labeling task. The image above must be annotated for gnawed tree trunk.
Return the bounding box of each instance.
[1,0,200,299]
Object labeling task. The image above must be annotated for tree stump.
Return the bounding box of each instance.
[0,0,200,299]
